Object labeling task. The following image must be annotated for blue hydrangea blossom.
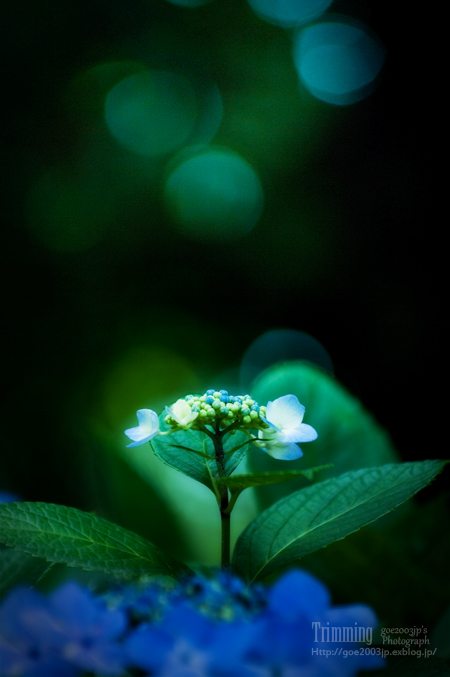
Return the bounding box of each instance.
[124,408,160,447]
[258,394,318,459]
[0,570,383,677]
[0,583,127,677]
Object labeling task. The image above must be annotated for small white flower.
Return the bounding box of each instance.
[258,394,317,460]
[125,409,160,447]
[166,399,199,429]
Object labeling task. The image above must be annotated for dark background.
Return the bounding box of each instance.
[1,0,440,512]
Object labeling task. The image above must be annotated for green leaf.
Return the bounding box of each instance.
[0,502,191,579]
[232,460,448,582]
[249,362,400,507]
[217,465,332,490]
[151,411,251,491]
[0,547,52,599]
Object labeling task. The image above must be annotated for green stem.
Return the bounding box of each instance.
[221,503,231,568]
[211,431,231,568]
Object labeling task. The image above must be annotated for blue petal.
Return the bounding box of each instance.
[263,442,303,460]
[269,570,330,620]
[278,423,318,444]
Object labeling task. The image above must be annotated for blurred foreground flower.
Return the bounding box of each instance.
[258,394,318,459]
[0,583,127,676]
[0,570,383,676]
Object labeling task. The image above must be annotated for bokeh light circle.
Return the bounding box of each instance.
[240,329,333,390]
[293,18,386,105]
[247,0,333,28]
[164,147,264,242]
[105,70,198,156]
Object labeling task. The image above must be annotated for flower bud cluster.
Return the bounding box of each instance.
[164,389,268,431]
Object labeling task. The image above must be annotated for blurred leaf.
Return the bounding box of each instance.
[301,494,450,628]
[151,410,251,491]
[232,460,448,582]
[249,361,399,507]
[0,502,191,579]
[217,465,332,490]
[0,547,52,599]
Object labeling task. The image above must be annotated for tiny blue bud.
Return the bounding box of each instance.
[219,389,228,395]
[220,407,229,417]
[205,396,214,405]
[220,395,230,403]
[206,389,215,396]
[250,404,260,412]
[241,406,250,416]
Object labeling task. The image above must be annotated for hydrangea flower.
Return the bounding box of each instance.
[126,603,253,677]
[258,394,318,460]
[0,583,128,677]
[0,571,383,677]
[166,398,199,429]
[124,568,384,677]
[243,569,384,676]
[124,408,160,447]
[0,587,78,677]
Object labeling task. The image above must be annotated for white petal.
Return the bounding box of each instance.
[278,423,318,444]
[294,423,318,443]
[259,414,281,433]
[136,409,159,432]
[125,408,159,447]
[124,425,147,442]
[267,395,305,429]
[263,441,304,460]
[126,433,154,448]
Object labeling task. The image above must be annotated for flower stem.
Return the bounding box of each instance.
[211,431,231,568]
[221,502,231,568]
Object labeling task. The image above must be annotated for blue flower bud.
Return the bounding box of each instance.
[220,394,230,403]
[241,406,250,416]
[219,389,229,395]
[250,404,260,412]
[206,389,215,396]
[205,396,214,405]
